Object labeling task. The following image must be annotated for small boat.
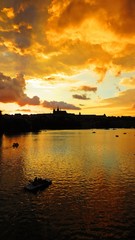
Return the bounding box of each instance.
[12,142,19,148]
[24,177,52,192]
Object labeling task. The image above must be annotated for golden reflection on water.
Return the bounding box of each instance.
[1,130,135,182]
[0,129,135,239]
[1,129,135,180]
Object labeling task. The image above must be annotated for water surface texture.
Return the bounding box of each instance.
[0,129,135,240]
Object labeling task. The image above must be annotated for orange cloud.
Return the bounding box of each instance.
[1,0,133,80]
[48,0,135,36]
[72,85,97,92]
[79,85,97,92]
[1,7,15,19]
[84,89,135,116]
[0,72,40,106]
[94,66,107,83]
[72,94,90,100]
[47,0,135,77]
[71,84,97,101]
[42,100,81,110]
[102,89,135,108]
[0,0,135,114]
[16,108,31,113]
[18,96,40,106]
[120,77,135,87]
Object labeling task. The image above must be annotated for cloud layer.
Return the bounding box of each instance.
[42,100,81,110]
[0,1,135,115]
[1,0,135,77]
[0,72,40,106]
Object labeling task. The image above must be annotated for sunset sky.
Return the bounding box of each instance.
[0,0,135,116]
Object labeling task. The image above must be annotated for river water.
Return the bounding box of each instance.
[0,129,135,240]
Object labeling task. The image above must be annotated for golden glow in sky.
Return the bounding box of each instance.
[0,0,135,116]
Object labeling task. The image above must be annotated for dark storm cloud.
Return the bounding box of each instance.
[0,72,40,106]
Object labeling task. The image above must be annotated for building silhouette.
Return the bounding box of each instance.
[53,107,67,115]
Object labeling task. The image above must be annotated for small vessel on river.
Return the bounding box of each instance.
[24,177,52,192]
[12,142,19,148]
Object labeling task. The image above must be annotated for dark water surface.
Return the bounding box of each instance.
[0,129,135,240]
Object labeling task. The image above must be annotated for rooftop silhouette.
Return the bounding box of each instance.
[0,109,135,134]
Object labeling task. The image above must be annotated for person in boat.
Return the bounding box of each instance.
[34,177,38,182]
[33,177,43,185]
[12,142,19,148]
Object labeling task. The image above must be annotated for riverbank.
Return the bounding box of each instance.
[0,113,135,134]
